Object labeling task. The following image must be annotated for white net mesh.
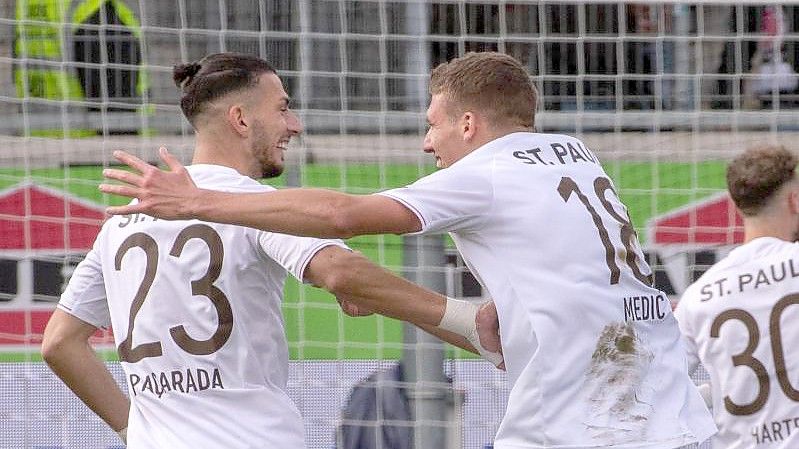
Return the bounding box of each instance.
[1,1,797,448]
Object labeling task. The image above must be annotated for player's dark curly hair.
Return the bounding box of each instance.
[727,144,797,216]
[174,52,275,126]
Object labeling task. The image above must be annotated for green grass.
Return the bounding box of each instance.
[0,161,728,360]
[0,349,119,362]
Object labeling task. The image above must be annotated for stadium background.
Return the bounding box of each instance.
[1,1,798,448]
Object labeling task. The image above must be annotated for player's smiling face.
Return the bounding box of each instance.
[424,94,467,169]
[247,73,302,178]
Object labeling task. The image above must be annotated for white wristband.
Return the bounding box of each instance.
[117,427,127,444]
[439,298,504,368]
[439,297,479,337]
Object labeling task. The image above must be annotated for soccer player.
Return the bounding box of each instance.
[675,145,799,449]
[100,51,716,448]
[41,53,502,449]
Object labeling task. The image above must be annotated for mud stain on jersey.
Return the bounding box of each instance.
[582,321,655,444]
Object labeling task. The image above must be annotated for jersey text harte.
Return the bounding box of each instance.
[751,415,799,446]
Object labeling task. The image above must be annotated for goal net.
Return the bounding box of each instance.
[1,1,797,448]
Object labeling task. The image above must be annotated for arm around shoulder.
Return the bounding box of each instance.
[102,149,422,238]
[191,189,422,238]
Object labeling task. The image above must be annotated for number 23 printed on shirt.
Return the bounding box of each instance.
[557,176,653,287]
[114,224,233,363]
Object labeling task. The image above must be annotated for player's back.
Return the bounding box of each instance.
[97,165,306,448]
[435,132,715,447]
[677,237,799,449]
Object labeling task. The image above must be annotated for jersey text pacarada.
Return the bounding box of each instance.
[129,367,224,398]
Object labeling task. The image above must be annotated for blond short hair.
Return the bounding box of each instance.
[429,52,537,128]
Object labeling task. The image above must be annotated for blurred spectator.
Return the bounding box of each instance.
[697,5,734,109]
[629,4,674,109]
[627,4,657,109]
[746,5,799,108]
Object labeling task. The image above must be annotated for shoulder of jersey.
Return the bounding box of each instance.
[191,170,277,193]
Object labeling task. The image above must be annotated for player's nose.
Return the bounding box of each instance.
[288,110,303,135]
[422,135,434,153]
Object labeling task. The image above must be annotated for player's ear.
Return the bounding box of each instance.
[462,111,476,141]
[226,104,249,137]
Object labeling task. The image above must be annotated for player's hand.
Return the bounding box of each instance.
[99,147,200,219]
[476,301,504,370]
[336,297,375,317]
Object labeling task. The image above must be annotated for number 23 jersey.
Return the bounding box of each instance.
[58,164,347,449]
[380,132,716,449]
[676,237,799,449]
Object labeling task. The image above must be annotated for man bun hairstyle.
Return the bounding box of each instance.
[429,52,537,129]
[727,144,797,216]
[173,62,202,89]
[174,52,276,126]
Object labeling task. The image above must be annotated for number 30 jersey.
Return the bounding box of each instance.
[676,237,799,449]
[380,132,716,449]
[58,164,347,449]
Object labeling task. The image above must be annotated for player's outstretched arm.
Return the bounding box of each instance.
[305,246,504,368]
[42,310,130,441]
[100,148,420,238]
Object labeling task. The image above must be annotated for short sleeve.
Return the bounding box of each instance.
[257,232,350,282]
[57,234,111,329]
[377,162,493,235]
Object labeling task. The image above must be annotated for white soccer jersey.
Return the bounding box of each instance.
[58,164,347,449]
[380,132,716,449]
[676,237,799,449]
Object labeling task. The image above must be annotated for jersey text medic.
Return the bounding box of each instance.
[623,293,669,322]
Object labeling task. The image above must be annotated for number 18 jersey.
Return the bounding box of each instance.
[58,164,347,449]
[380,132,716,449]
[676,237,799,449]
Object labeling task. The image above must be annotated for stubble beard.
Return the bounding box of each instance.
[257,149,283,179]
[251,123,285,179]
[262,165,283,179]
